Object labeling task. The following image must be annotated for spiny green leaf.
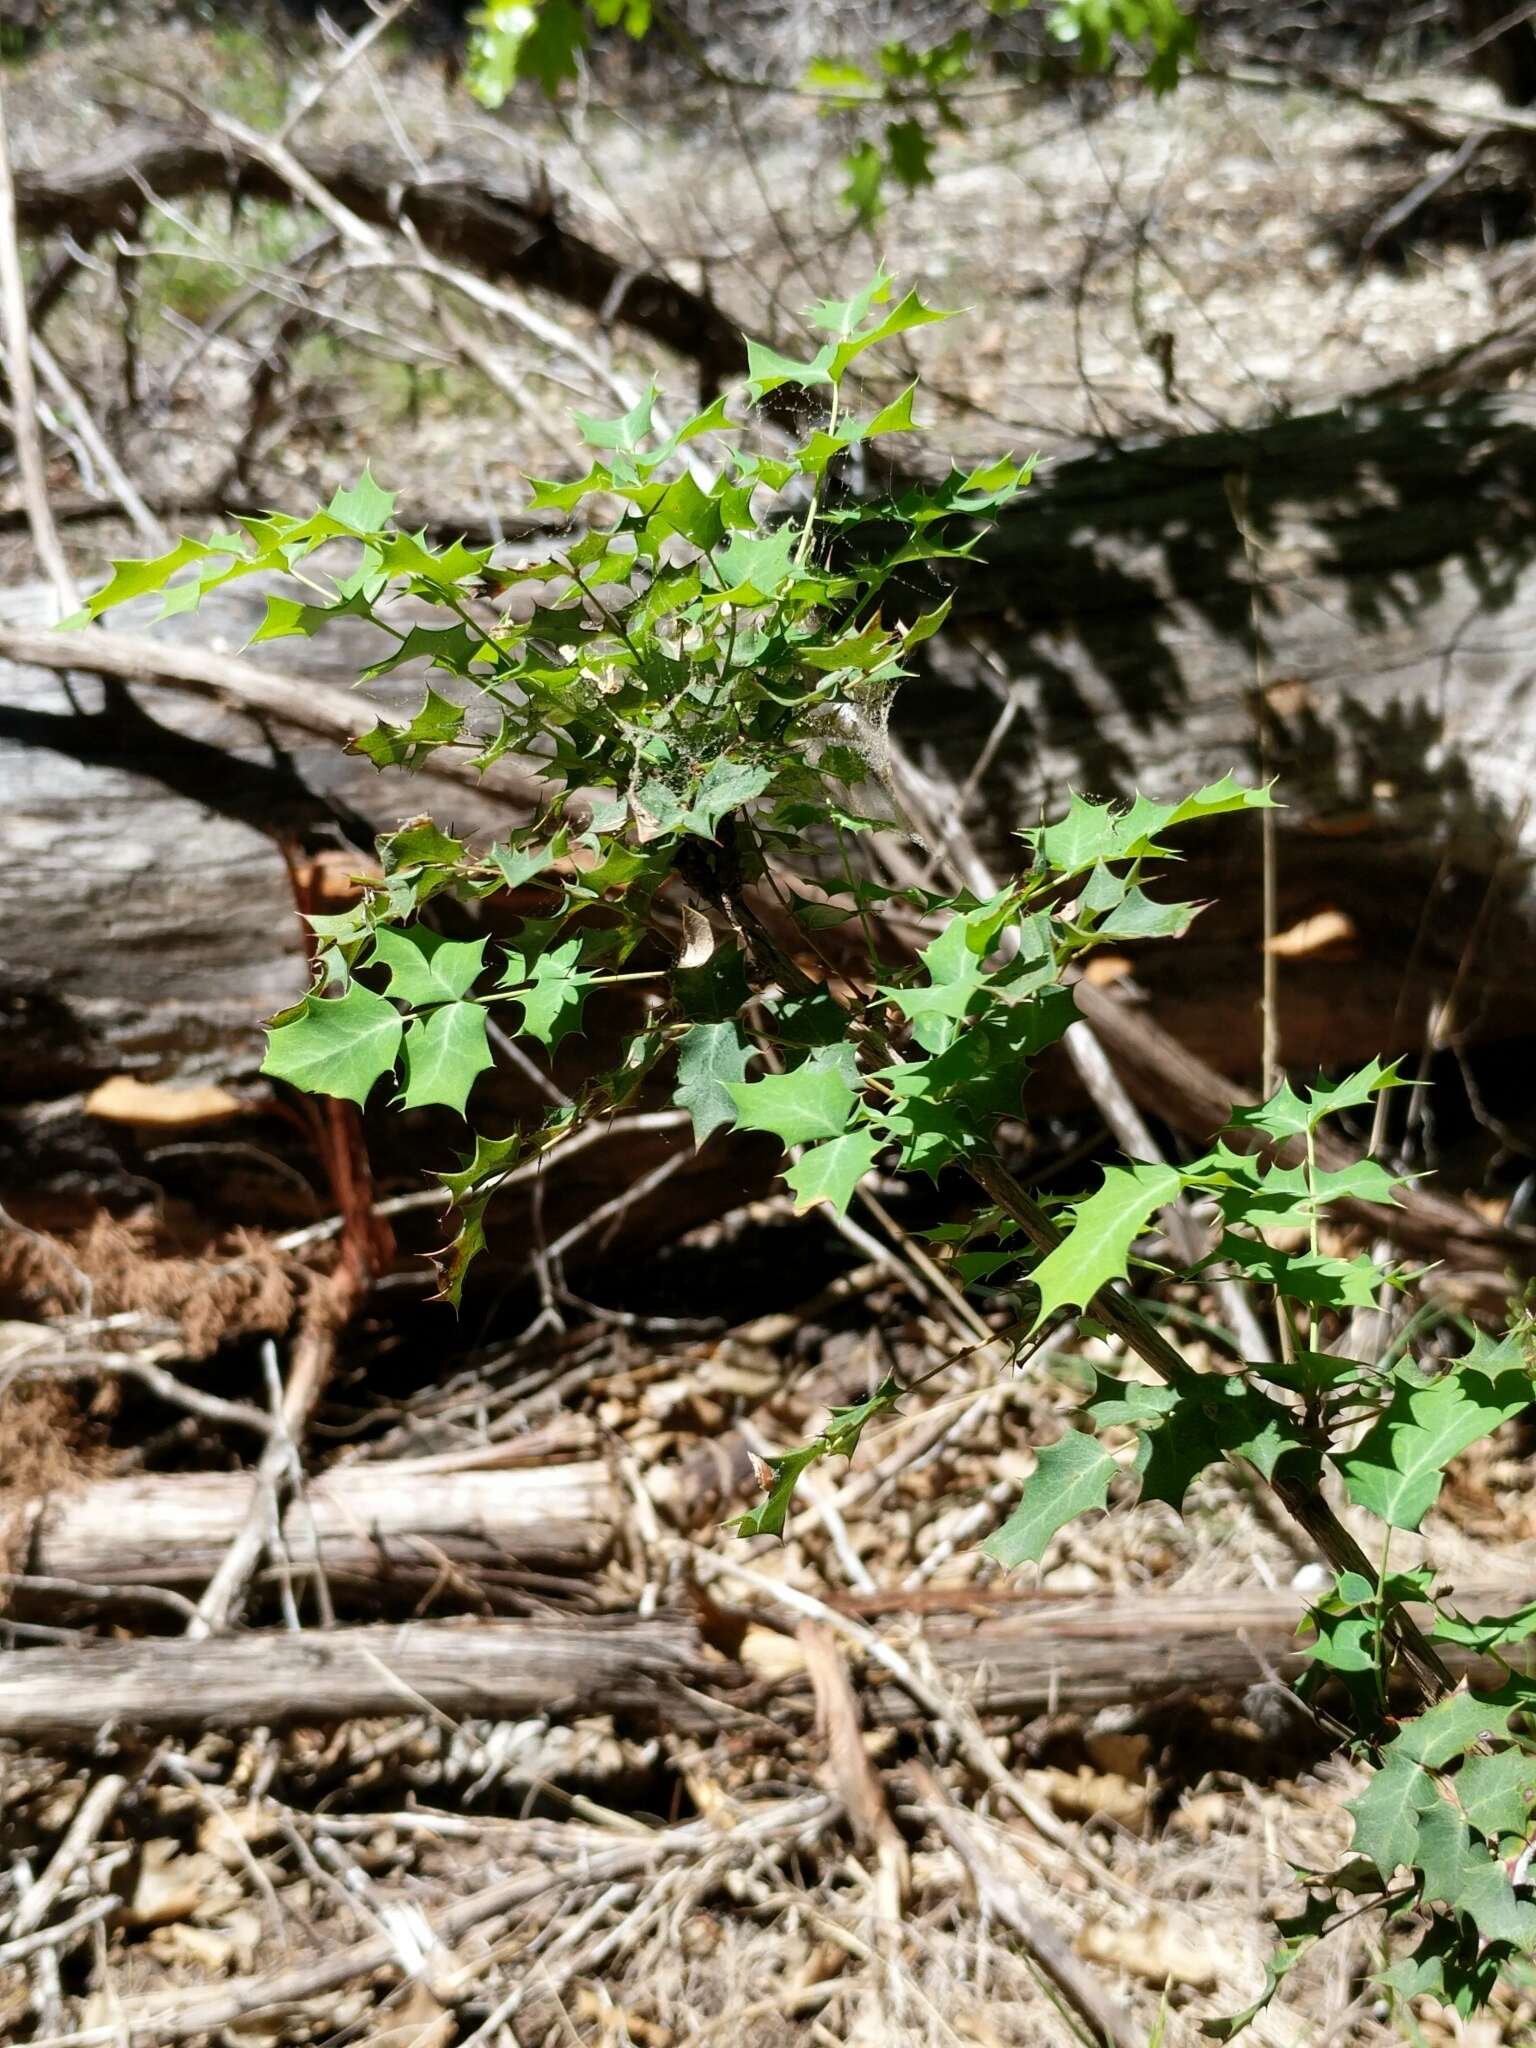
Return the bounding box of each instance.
[261,982,402,1107]
[985,1429,1118,1568]
[1227,1059,1411,1143]
[674,1021,753,1143]
[1413,1797,1536,1947]
[1391,1687,1515,1768]
[1217,1234,1390,1310]
[437,1128,525,1206]
[1201,1900,1329,2040]
[1457,1747,1536,1843]
[370,927,487,1007]
[1092,884,1199,942]
[725,1058,859,1148]
[432,1192,489,1309]
[743,338,836,398]
[1138,1376,1312,1507]
[66,534,234,624]
[1433,1598,1536,1654]
[572,383,658,453]
[1029,1162,1180,1328]
[501,936,601,1047]
[1339,1350,1535,1530]
[398,1001,492,1116]
[726,1373,903,1537]
[327,466,396,533]
[350,688,468,772]
[1347,1754,1436,1878]
[785,1128,883,1214]
[829,285,956,378]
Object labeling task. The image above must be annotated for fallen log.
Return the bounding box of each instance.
[918,386,1536,1086]
[12,124,747,390]
[0,1614,733,1742]
[1,1588,1524,1744]
[13,1458,619,1594]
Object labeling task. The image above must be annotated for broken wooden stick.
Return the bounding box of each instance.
[15,1457,618,1597]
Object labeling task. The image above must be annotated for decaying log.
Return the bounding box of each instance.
[15,1458,619,1593]
[0,1614,733,1742]
[11,125,748,391]
[916,386,1536,1086]
[2,1587,1526,1744]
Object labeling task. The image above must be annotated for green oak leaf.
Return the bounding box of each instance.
[984,1429,1117,1568]
[1339,1347,1535,1530]
[1029,1161,1180,1328]
[262,982,402,1107]
[1216,1234,1389,1310]
[726,1374,903,1538]
[785,1128,883,1214]
[327,466,396,533]
[674,1022,752,1142]
[1457,1747,1536,1843]
[370,927,487,1007]
[1413,1798,1536,1947]
[399,1001,492,1116]
[1347,1753,1436,1878]
[437,1128,524,1206]
[1391,1687,1516,1768]
[1227,1058,1410,1142]
[501,937,600,1048]
[725,1058,858,1148]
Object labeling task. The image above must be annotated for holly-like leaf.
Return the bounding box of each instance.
[1029,1162,1180,1327]
[1348,1754,1436,1878]
[65,534,235,625]
[725,1058,858,1148]
[262,982,402,1106]
[370,927,487,1007]
[674,1021,752,1142]
[1138,1376,1311,1508]
[501,937,601,1047]
[1093,885,1199,942]
[399,1001,492,1116]
[1433,1598,1536,1654]
[785,1128,882,1214]
[1339,1348,1535,1530]
[1201,1900,1330,2041]
[327,466,396,533]
[1026,777,1276,880]
[1457,1747,1536,1843]
[1413,1798,1536,1947]
[726,1374,902,1538]
[1217,1234,1389,1310]
[985,1429,1117,1568]
[437,1128,525,1206]
[432,1192,489,1310]
[1227,1059,1410,1143]
[1391,1687,1516,1769]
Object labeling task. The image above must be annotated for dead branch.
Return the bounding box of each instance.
[19,1458,618,1594]
[0,97,75,614]
[0,1615,737,1744]
[0,621,542,807]
[11,124,747,388]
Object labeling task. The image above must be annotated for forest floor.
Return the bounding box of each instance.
[3,16,1536,2048]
